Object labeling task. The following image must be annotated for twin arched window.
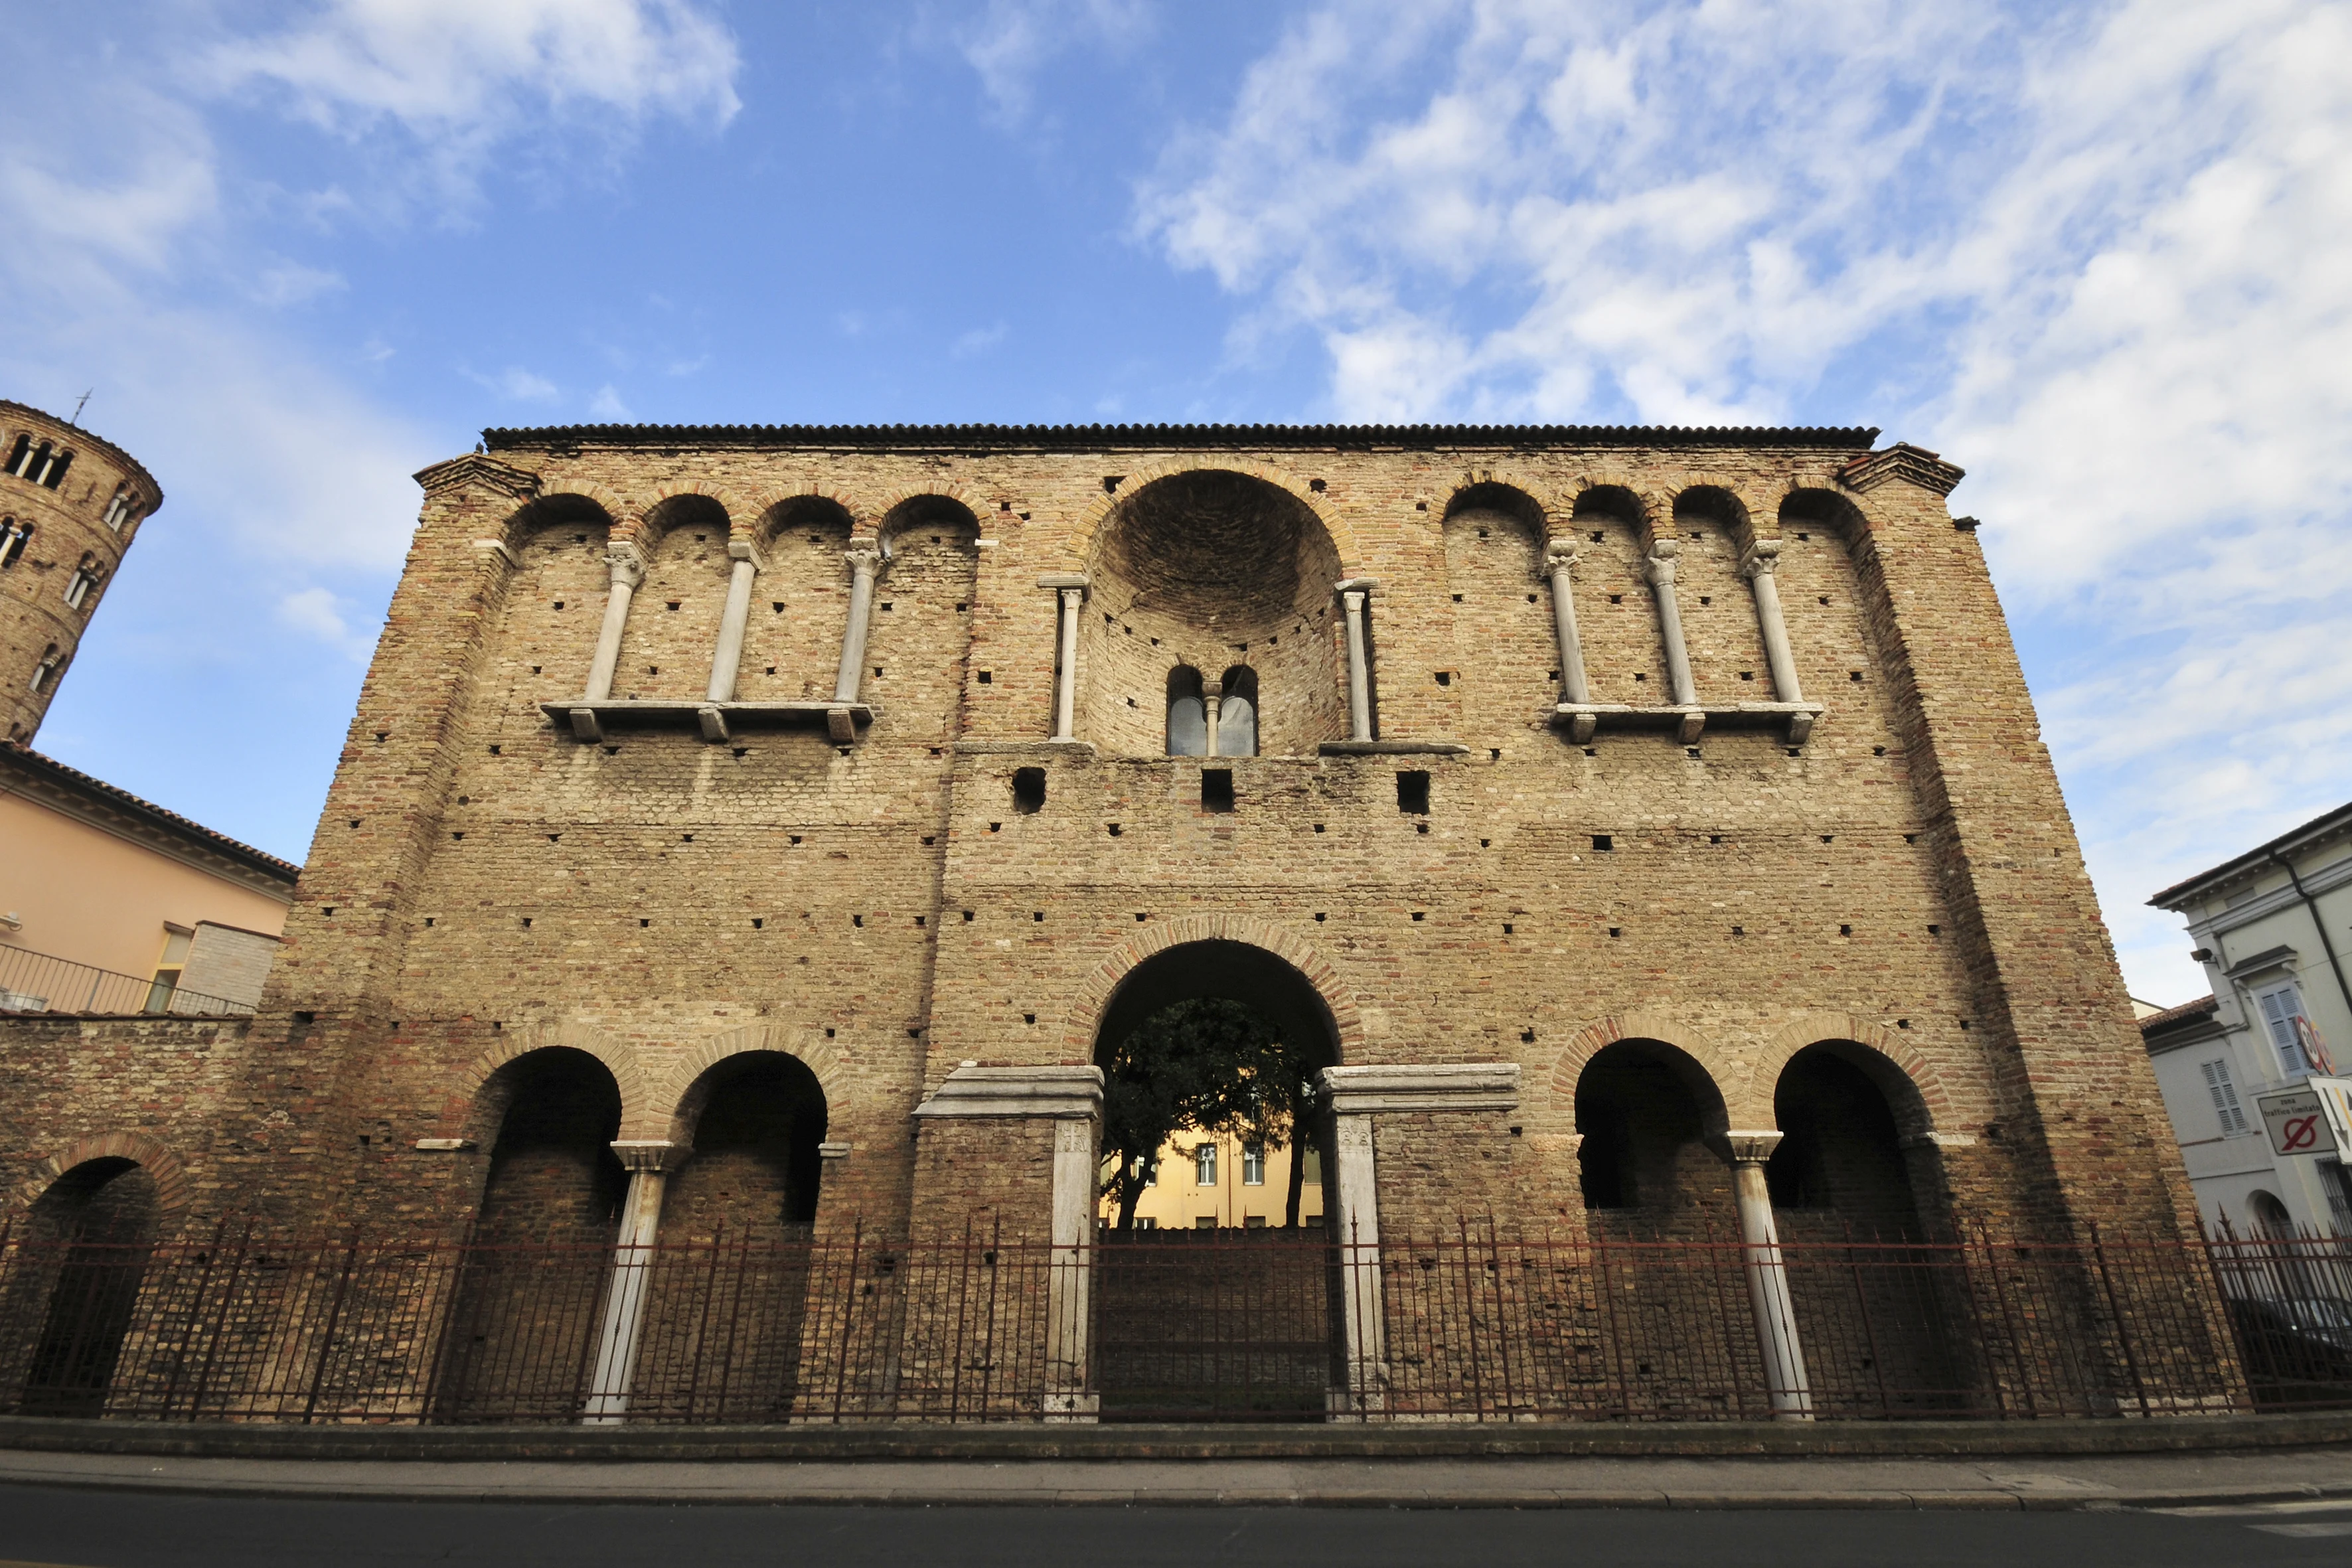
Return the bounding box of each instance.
[4,436,72,489]
[1165,665,1259,757]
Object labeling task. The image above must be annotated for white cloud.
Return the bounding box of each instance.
[953,322,1010,357]
[468,365,562,402]
[277,586,382,661]
[953,0,1153,119]
[252,261,348,307]
[1139,0,2352,1002]
[589,383,634,420]
[210,0,741,207]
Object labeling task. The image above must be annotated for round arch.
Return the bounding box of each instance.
[11,1131,193,1219]
[750,493,857,552]
[631,487,740,552]
[453,1018,649,1141]
[1742,1014,1952,1138]
[1441,469,1561,532]
[1543,1010,1737,1136]
[869,485,986,550]
[653,1022,846,1144]
[1063,915,1364,1063]
[1060,458,1367,578]
[493,488,623,554]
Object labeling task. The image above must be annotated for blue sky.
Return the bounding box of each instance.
[7,0,2349,1005]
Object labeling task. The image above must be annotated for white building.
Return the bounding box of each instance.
[2144,800,2352,1238]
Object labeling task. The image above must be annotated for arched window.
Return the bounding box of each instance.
[1216,665,1259,757]
[102,487,135,530]
[40,449,73,489]
[3,435,29,477]
[1166,665,1206,755]
[63,553,99,610]
[0,518,28,568]
[31,644,62,692]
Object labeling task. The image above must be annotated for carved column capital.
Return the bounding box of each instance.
[609,1138,688,1173]
[1742,539,1783,579]
[1714,1129,1784,1165]
[727,536,767,574]
[1644,538,1681,587]
[1543,540,1579,574]
[844,542,884,578]
[603,540,647,589]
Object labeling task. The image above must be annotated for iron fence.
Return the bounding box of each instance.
[0,1219,2342,1425]
[0,945,252,1018]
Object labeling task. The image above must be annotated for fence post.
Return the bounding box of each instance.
[582,1139,684,1424]
[1720,1132,1814,1420]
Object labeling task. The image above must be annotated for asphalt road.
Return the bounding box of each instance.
[3,1488,2351,1567]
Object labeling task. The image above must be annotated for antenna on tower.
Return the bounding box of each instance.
[68,390,92,427]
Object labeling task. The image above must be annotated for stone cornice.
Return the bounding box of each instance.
[485,422,1881,455]
[913,1064,1105,1119]
[1320,1063,1521,1115]
[413,452,544,502]
[1838,442,1966,497]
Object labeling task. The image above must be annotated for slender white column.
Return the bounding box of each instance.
[583,541,647,702]
[1203,679,1223,758]
[1037,574,1087,742]
[1328,1108,1385,1415]
[1723,1131,1814,1421]
[1338,579,1379,742]
[1044,1116,1099,1422]
[582,1139,684,1425]
[1741,540,1802,703]
[1545,540,1593,705]
[1644,540,1697,707]
[831,543,884,704]
[705,538,765,702]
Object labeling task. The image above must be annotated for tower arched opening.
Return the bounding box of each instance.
[7,1158,163,1416]
[665,1052,829,1239]
[1573,1039,1733,1237]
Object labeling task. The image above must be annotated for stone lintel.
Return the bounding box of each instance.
[1903,1130,1979,1150]
[413,1137,475,1152]
[913,1063,1105,1120]
[817,1142,852,1160]
[1036,573,1089,591]
[1317,740,1472,757]
[1320,1062,1521,1116]
[541,700,873,743]
[953,740,1100,759]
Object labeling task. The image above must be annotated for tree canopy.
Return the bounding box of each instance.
[1098,997,1324,1229]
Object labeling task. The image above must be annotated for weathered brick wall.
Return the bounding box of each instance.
[0,430,2200,1289]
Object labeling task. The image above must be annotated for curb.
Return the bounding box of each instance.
[5,1409,2352,1464]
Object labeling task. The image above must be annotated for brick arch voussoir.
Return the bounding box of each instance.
[1544,1009,1739,1133]
[497,483,627,551]
[1745,1013,1952,1137]
[653,1022,847,1144]
[1063,457,1366,579]
[454,1018,651,1141]
[13,1131,193,1219]
[1061,914,1366,1062]
[871,483,986,545]
[748,481,869,544]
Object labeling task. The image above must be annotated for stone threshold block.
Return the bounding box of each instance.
[542,699,875,745]
[1553,700,1825,747]
[1316,740,1474,757]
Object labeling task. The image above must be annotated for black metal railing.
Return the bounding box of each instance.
[1,1218,2342,1425]
[0,945,252,1018]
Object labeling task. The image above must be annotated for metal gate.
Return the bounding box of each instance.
[1091,1229,1336,1422]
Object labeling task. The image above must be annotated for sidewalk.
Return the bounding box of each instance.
[6,1439,2352,1510]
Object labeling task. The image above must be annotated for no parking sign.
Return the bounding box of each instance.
[2256,1077,2352,1160]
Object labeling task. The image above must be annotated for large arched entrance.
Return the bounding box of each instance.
[3,1158,163,1415]
[1089,939,1342,1421]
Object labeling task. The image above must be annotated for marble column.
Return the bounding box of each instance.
[705,537,765,703]
[1545,540,1594,707]
[1743,540,1803,702]
[1203,678,1223,758]
[1337,579,1379,742]
[583,540,647,703]
[1035,575,1087,742]
[831,543,884,704]
[1721,1131,1814,1421]
[581,1138,686,1425]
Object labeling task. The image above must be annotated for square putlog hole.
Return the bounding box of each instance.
[1012,767,1046,815]
[1202,767,1235,814]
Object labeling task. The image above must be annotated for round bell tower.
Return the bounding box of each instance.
[0,400,162,744]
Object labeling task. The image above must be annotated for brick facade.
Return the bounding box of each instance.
[1,423,2199,1275]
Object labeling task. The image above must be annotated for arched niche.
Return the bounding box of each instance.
[7,1158,164,1416]
[1564,485,1664,706]
[1166,665,1206,755]
[1573,1038,1735,1239]
[1664,485,1770,698]
[489,495,615,703]
[1215,664,1259,757]
[1083,470,1346,757]
[471,1046,627,1243]
[1764,1043,1936,1241]
[1441,484,1551,742]
[862,496,981,742]
[664,1052,830,1239]
[1770,488,1881,714]
[740,495,857,703]
[610,494,732,703]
